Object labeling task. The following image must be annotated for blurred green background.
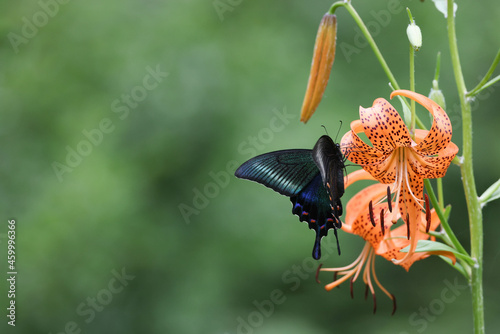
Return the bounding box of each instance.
[1,0,500,333]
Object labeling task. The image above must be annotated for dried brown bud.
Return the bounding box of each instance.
[300,13,337,123]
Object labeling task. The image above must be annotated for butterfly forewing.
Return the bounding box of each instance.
[234,150,318,196]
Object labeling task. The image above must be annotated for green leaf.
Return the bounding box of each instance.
[443,204,452,220]
[479,178,500,206]
[426,230,443,239]
[400,239,455,254]
[439,255,469,279]
[400,241,472,278]
[400,240,473,264]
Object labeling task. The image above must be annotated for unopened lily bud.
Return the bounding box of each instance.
[300,13,337,123]
[406,22,422,51]
[428,79,446,110]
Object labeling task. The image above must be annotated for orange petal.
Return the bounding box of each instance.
[341,121,373,155]
[391,162,424,266]
[344,169,375,188]
[407,141,458,178]
[427,251,457,265]
[344,183,387,229]
[300,14,337,123]
[376,209,446,271]
[360,98,413,153]
[390,90,453,155]
[351,202,391,250]
[342,170,376,235]
[360,153,398,184]
[378,210,438,254]
[341,120,398,183]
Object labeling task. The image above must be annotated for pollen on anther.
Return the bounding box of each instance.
[424,194,431,233]
[380,209,385,235]
[387,186,392,212]
[369,201,376,227]
[406,213,410,240]
[391,294,397,315]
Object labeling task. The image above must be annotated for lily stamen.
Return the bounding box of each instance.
[424,193,431,233]
[315,263,323,283]
[369,200,376,227]
[387,186,393,212]
[321,240,396,314]
[323,243,370,290]
[406,213,410,240]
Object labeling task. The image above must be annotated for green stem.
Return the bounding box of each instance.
[467,48,500,97]
[434,52,441,82]
[447,1,484,333]
[471,74,500,96]
[341,2,399,90]
[409,44,416,135]
[424,180,473,279]
[423,179,470,260]
[437,178,444,210]
[328,0,346,14]
[341,1,425,129]
[406,7,414,23]
[478,178,500,205]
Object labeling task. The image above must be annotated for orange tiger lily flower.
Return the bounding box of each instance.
[319,170,456,313]
[340,90,458,265]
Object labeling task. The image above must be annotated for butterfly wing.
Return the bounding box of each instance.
[312,135,346,224]
[235,149,340,259]
[234,149,318,196]
[290,174,338,260]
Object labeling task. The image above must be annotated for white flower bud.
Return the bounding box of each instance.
[429,80,446,110]
[406,22,422,51]
[432,0,457,18]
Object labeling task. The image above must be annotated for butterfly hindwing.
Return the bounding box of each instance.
[290,174,337,260]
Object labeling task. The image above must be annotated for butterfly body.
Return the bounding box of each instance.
[234,135,345,259]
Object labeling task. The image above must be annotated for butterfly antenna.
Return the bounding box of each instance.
[335,120,343,142]
[321,125,329,136]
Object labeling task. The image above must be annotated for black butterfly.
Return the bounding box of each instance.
[234,135,345,260]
